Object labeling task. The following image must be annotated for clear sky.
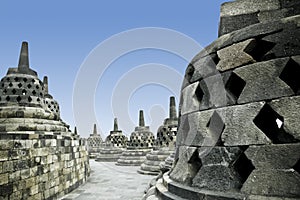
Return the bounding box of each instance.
[0,0,228,139]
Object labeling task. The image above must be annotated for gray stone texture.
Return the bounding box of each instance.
[235,58,294,104]
[241,169,300,197]
[244,144,300,169]
[216,39,256,71]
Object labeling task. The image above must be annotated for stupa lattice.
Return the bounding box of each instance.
[87,123,103,158]
[147,1,300,199]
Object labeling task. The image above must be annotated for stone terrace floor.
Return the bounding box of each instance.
[60,160,153,200]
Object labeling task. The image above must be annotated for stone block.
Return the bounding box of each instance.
[200,147,242,166]
[217,39,257,71]
[169,146,201,185]
[218,102,272,146]
[190,53,219,82]
[220,0,280,17]
[198,74,228,110]
[235,58,294,104]
[262,24,300,58]
[245,144,300,169]
[180,82,200,115]
[0,151,8,161]
[0,173,8,185]
[219,13,259,36]
[241,169,300,197]
[192,165,243,191]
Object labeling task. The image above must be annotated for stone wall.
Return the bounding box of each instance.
[0,133,90,200]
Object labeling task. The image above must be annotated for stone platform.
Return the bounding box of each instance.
[95,147,124,162]
[60,160,153,200]
[116,148,152,166]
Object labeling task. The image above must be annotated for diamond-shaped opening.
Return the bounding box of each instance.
[31,79,35,83]
[27,84,32,88]
[18,83,22,88]
[23,78,27,82]
[279,59,300,94]
[233,151,254,185]
[246,39,276,61]
[293,159,300,174]
[9,82,13,87]
[14,77,19,81]
[22,89,26,95]
[253,104,299,144]
[3,89,7,94]
[195,84,204,102]
[185,64,195,82]
[188,149,202,185]
[28,96,32,102]
[1,83,4,88]
[6,78,10,81]
[225,72,246,103]
[206,111,225,146]
[6,96,10,101]
[16,96,21,102]
[32,90,36,95]
[37,98,40,102]
[36,85,39,89]
[12,89,16,94]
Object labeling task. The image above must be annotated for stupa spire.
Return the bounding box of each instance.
[18,41,29,69]
[113,118,118,131]
[169,96,177,119]
[43,76,49,94]
[139,110,145,127]
[93,124,97,135]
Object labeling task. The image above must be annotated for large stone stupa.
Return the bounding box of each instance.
[138,96,178,175]
[0,42,90,199]
[152,1,300,199]
[116,110,155,166]
[95,118,127,162]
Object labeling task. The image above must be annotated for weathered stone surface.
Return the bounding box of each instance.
[219,102,272,146]
[269,96,300,140]
[190,53,219,83]
[235,58,294,104]
[180,82,200,115]
[219,13,259,36]
[192,165,242,191]
[198,74,227,110]
[217,39,257,71]
[200,147,242,166]
[169,146,201,185]
[241,169,300,197]
[262,24,300,58]
[177,110,214,147]
[220,0,281,17]
[245,144,300,169]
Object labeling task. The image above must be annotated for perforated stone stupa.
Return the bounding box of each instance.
[116,110,155,166]
[95,118,126,162]
[0,42,90,199]
[138,97,178,175]
[87,124,103,158]
[152,1,300,199]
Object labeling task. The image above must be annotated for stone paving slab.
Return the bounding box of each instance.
[60,160,153,200]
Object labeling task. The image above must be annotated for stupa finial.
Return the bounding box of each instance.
[18,41,29,69]
[169,96,177,119]
[139,110,145,127]
[113,118,118,131]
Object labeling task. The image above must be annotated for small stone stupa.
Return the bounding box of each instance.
[87,123,103,158]
[0,42,90,199]
[95,118,127,162]
[138,97,178,175]
[116,110,155,166]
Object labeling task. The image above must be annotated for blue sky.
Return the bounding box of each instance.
[0,0,228,138]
